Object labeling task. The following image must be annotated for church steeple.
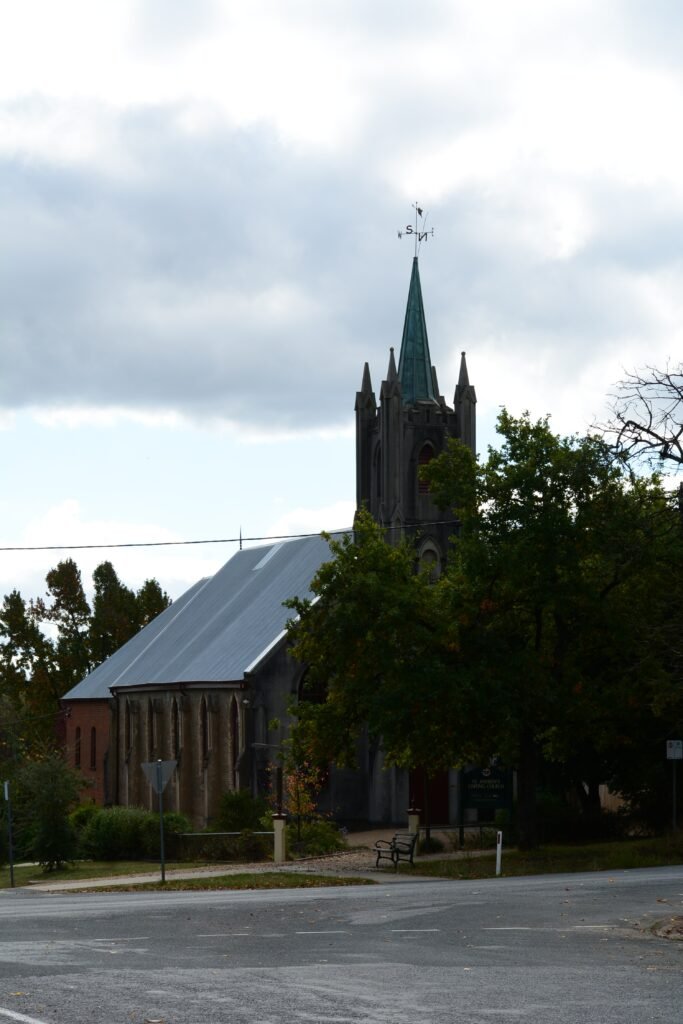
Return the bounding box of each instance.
[355,248,476,564]
[397,258,437,406]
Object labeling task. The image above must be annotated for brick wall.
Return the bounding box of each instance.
[63,699,112,805]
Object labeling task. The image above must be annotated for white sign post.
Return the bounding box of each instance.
[666,741,682,832]
[495,830,503,876]
[142,760,177,883]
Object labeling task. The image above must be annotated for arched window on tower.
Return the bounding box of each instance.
[374,445,382,504]
[417,443,435,495]
[418,542,441,582]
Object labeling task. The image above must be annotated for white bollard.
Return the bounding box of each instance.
[496,830,503,876]
[273,815,287,864]
[408,811,421,836]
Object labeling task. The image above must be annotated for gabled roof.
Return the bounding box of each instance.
[62,533,336,700]
[397,257,437,406]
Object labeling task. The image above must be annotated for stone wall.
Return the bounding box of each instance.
[111,685,246,828]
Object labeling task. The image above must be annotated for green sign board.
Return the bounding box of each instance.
[463,766,512,813]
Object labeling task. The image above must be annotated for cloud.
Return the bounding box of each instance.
[264,501,355,544]
[1,2,683,445]
[0,499,225,602]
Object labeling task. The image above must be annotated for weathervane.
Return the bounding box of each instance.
[398,201,434,257]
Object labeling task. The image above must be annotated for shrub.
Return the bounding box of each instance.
[15,754,83,871]
[82,806,189,860]
[69,801,99,843]
[236,829,271,861]
[139,811,189,858]
[287,819,344,857]
[215,790,270,832]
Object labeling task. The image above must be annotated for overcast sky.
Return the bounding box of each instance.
[1,0,682,603]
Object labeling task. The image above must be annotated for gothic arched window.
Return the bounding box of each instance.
[124,700,132,755]
[229,698,239,780]
[90,727,96,770]
[74,726,81,768]
[147,699,155,758]
[417,443,435,494]
[172,699,180,758]
[201,698,210,763]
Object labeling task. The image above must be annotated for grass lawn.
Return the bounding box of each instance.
[0,860,199,889]
[394,834,683,879]
[0,860,376,893]
[4,834,682,890]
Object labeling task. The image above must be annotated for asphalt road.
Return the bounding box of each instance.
[1,866,682,1024]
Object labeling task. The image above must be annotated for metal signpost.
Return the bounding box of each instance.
[666,740,682,831]
[142,760,177,883]
[3,781,14,888]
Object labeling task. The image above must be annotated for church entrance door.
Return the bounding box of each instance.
[409,768,450,825]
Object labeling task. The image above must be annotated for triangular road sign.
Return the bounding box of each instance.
[142,760,177,794]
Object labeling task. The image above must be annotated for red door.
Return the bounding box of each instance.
[409,768,450,825]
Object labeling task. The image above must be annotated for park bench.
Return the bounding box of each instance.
[374,831,418,870]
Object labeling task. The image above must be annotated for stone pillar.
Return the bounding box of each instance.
[407,809,421,835]
[272,815,287,864]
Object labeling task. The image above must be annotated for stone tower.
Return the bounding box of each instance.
[355,256,476,570]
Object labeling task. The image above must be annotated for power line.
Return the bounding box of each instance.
[0,520,458,554]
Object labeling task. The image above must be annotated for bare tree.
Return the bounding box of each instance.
[602,362,683,470]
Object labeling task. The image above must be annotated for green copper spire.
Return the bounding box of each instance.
[397,257,437,405]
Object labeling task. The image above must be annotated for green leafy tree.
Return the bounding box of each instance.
[15,752,83,870]
[89,561,142,663]
[136,578,171,627]
[286,512,463,782]
[0,589,58,759]
[0,561,170,771]
[287,414,681,850]
[34,559,92,692]
[424,411,682,846]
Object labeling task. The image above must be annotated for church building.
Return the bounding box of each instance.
[61,255,476,827]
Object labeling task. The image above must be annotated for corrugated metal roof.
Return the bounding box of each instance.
[62,533,336,700]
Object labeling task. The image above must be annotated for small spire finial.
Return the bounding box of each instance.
[397,202,435,258]
[387,347,398,382]
[458,351,470,388]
